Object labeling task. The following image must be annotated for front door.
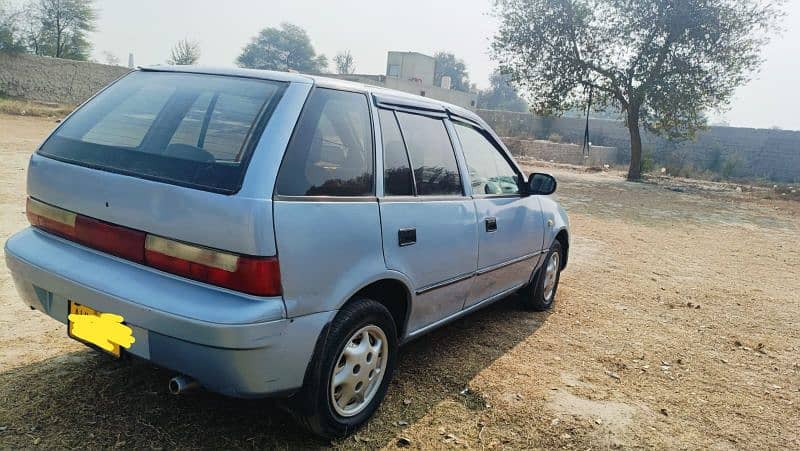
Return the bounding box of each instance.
[376,109,479,333]
[451,122,545,307]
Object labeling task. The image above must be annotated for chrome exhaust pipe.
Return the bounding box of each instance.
[169,375,200,395]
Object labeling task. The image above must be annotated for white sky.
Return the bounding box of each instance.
[66,0,800,130]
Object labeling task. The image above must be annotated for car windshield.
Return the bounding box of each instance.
[38,71,286,194]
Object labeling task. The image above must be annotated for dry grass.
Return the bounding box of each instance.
[0,115,798,449]
[0,96,75,118]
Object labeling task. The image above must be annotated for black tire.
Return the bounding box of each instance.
[290,299,398,439]
[520,241,563,311]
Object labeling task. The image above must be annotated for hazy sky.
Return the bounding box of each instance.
[80,0,800,130]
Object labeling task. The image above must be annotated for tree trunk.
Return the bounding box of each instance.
[55,5,62,58]
[626,106,643,181]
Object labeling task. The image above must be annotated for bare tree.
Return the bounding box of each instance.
[333,50,356,74]
[101,50,119,66]
[167,38,200,65]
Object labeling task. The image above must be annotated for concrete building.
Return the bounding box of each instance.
[325,51,478,110]
[386,51,435,85]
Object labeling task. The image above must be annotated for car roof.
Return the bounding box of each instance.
[139,65,486,126]
[139,65,315,84]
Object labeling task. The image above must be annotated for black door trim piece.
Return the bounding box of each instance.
[398,228,417,246]
[415,271,475,295]
[475,250,544,276]
[414,250,544,296]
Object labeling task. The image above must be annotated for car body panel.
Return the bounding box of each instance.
[273,200,386,317]
[467,195,545,306]
[378,198,479,332]
[540,196,570,255]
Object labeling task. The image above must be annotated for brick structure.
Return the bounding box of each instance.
[501,137,617,167]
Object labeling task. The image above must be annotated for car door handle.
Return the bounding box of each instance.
[485,217,497,232]
[398,228,416,246]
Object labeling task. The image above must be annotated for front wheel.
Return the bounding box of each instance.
[520,241,563,311]
[290,299,398,439]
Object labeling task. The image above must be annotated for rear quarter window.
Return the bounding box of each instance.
[275,88,374,197]
[38,71,286,194]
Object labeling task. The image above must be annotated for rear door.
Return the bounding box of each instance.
[272,87,385,318]
[377,108,479,333]
[451,121,545,307]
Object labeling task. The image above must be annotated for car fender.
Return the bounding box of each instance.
[538,195,570,253]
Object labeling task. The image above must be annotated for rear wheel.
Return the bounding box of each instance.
[520,241,563,311]
[290,299,397,439]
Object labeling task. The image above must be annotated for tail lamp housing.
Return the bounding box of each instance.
[26,198,281,296]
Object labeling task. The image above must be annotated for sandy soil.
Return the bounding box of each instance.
[0,114,798,449]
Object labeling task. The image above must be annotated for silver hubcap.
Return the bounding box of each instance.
[543,250,560,301]
[330,325,388,417]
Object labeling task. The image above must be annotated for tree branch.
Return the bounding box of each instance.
[585,81,629,109]
[560,0,627,105]
[636,30,678,102]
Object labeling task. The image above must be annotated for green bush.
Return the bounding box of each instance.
[640,149,655,173]
[721,155,742,179]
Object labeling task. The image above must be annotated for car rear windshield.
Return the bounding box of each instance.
[38,71,286,194]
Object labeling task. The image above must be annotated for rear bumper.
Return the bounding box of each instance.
[5,228,333,397]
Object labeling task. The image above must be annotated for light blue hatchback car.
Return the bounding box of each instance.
[5,66,569,437]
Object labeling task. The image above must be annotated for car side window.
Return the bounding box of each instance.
[275,88,374,196]
[378,109,414,196]
[454,123,520,195]
[395,112,462,196]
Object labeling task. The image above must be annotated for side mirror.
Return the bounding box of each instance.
[527,173,557,195]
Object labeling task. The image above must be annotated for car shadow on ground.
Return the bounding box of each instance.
[0,294,550,449]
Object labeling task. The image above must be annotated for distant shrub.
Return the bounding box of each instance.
[547,132,562,143]
[721,154,743,179]
[665,162,702,178]
[640,149,655,173]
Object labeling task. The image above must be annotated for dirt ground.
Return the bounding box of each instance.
[0,113,798,449]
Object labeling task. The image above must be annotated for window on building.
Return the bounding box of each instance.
[454,123,520,195]
[387,64,400,78]
[275,88,374,196]
[395,112,462,196]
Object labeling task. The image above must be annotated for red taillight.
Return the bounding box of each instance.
[27,198,146,262]
[26,198,281,296]
[144,235,281,296]
[75,215,146,262]
[26,197,77,239]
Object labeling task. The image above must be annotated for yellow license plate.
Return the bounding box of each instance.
[68,302,135,358]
